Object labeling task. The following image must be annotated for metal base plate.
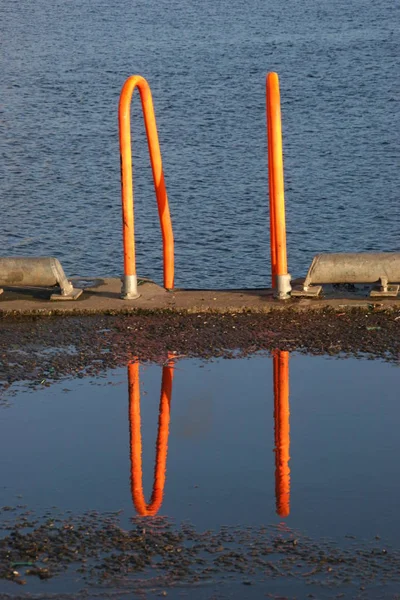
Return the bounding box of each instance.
[370,285,399,298]
[291,285,322,298]
[50,288,83,301]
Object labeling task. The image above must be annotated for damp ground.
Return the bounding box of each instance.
[0,307,400,393]
[0,343,399,599]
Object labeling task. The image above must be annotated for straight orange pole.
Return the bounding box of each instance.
[273,350,290,517]
[266,73,291,297]
[119,75,174,297]
[128,357,174,516]
[267,89,277,288]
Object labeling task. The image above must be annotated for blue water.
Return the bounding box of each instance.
[1,355,399,541]
[1,0,399,288]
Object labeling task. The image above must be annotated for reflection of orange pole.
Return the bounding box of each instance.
[128,358,174,516]
[273,350,290,517]
[266,73,291,298]
[119,75,174,297]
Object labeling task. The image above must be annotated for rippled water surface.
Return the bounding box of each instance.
[1,0,399,288]
[0,354,400,597]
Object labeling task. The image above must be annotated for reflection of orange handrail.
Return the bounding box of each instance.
[128,359,174,515]
[119,75,174,297]
[273,350,290,517]
[266,73,291,298]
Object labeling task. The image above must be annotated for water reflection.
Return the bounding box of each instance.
[128,357,174,516]
[128,352,290,518]
[273,351,291,518]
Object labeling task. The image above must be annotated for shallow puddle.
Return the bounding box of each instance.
[0,353,399,598]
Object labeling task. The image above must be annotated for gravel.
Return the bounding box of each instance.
[0,307,399,393]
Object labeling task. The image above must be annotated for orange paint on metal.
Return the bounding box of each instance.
[119,75,174,290]
[273,350,290,518]
[267,85,277,288]
[128,357,174,516]
[266,73,288,282]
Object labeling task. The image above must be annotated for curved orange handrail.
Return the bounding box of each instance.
[266,73,288,285]
[119,75,174,292]
[128,358,174,516]
[273,350,290,517]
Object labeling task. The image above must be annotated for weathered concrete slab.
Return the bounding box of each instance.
[0,277,400,316]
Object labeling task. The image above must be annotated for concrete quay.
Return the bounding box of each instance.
[0,277,400,316]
